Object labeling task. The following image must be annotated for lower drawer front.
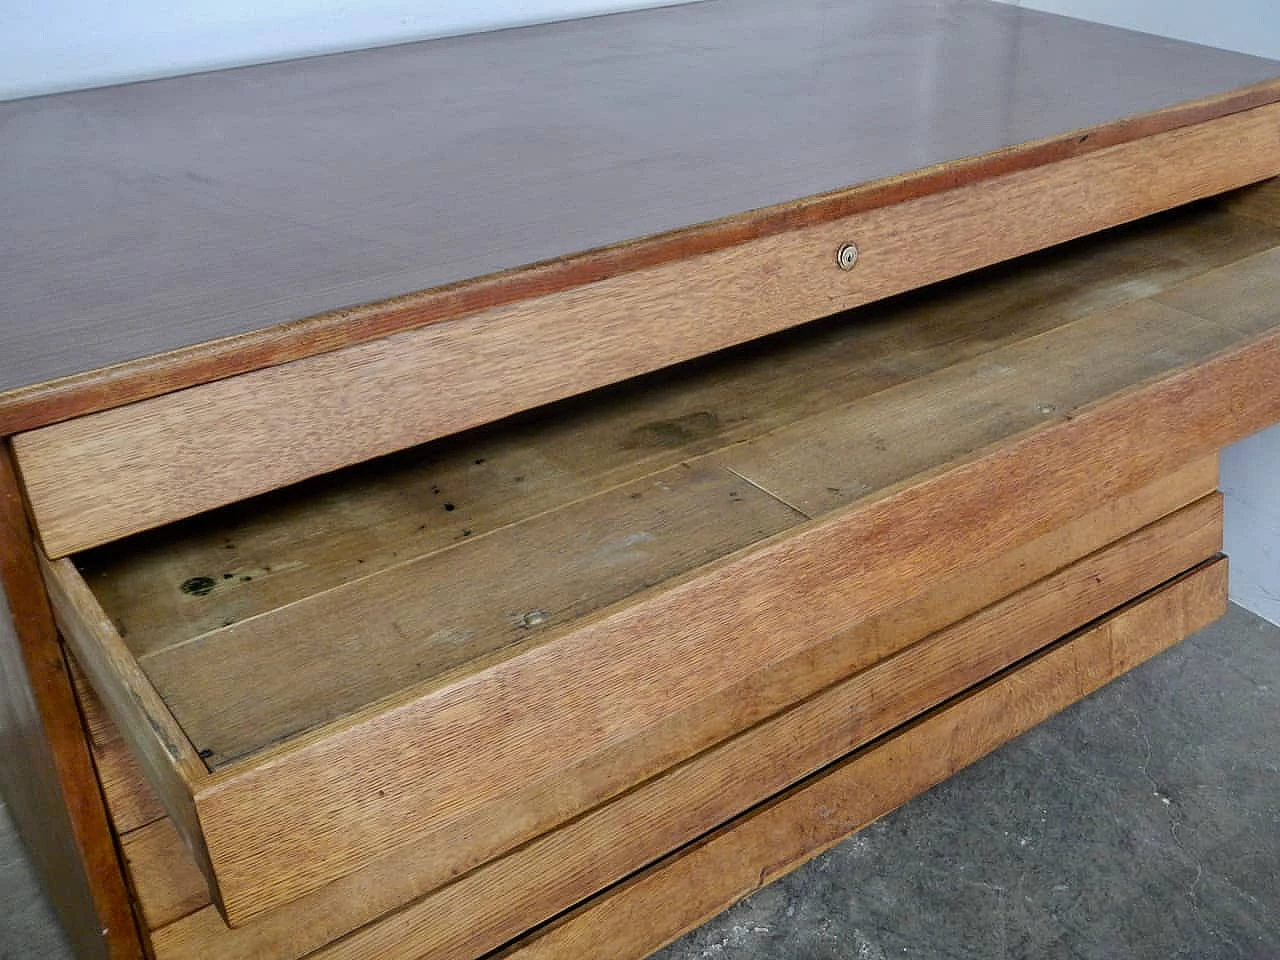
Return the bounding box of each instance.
[500,559,1229,960]
[95,489,1222,960]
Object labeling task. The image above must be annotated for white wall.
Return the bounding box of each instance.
[1223,435,1280,625]
[0,0,689,101]
[1010,0,1280,626]
[1009,0,1280,60]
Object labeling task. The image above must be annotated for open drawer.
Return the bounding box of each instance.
[24,190,1280,929]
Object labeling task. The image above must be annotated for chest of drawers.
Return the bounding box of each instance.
[4,2,1280,957]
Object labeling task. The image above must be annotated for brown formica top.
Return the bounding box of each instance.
[2,0,1278,431]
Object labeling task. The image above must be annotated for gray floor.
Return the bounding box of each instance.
[2,605,1277,960]
[1,803,73,960]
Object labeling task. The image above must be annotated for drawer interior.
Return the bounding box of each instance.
[40,187,1280,926]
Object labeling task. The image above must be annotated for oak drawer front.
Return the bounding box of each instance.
[35,196,1280,927]
[495,560,1230,960]
[15,102,1280,559]
[42,439,1221,929]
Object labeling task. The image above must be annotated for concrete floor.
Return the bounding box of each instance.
[1,802,73,959]
[2,605,1278,960]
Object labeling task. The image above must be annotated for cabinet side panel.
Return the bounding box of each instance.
[0,443,141,959]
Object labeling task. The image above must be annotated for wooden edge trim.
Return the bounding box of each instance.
[494,558,1229,960]
[1,78,1278,436]
[38,554,218,908]
[0,443,143,959]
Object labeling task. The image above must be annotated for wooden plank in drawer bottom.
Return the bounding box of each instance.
[138,493,1222,960]
[497,557,1228,960]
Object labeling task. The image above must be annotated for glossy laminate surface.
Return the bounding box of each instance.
[2,0,1278,401]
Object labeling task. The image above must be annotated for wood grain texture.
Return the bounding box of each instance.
[76,200,1273,663]
[1155,245,1280,336]
[138,457,1219,960]
[2,0,1279,436]
[120,819,211,933]
[18,100,1280,558]
[1220,177,1280,225]
[0,445,142,960]
[2,5,1276,952]
[38,554,218,913]
[279,495,1230,960]
[187,320,1280,925]
[715,300,1238,514]
[70,659,168,835]
[142,463,803,767]
[497,559,1229,960]
[2,95,1276,445]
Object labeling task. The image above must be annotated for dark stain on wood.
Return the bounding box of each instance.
[180,577,216,598]
[624,412,721,449]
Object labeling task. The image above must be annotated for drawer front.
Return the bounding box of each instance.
[16,102,1280,559]
[110,547,1228,960]
[494,560,1229,960]
[191,356,1264,925]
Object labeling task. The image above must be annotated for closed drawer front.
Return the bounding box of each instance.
[31,191,1280,931]
[15,103,1280,560]
[491,560,1230,960]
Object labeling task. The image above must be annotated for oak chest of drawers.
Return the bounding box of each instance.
[4,2,1280,957]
